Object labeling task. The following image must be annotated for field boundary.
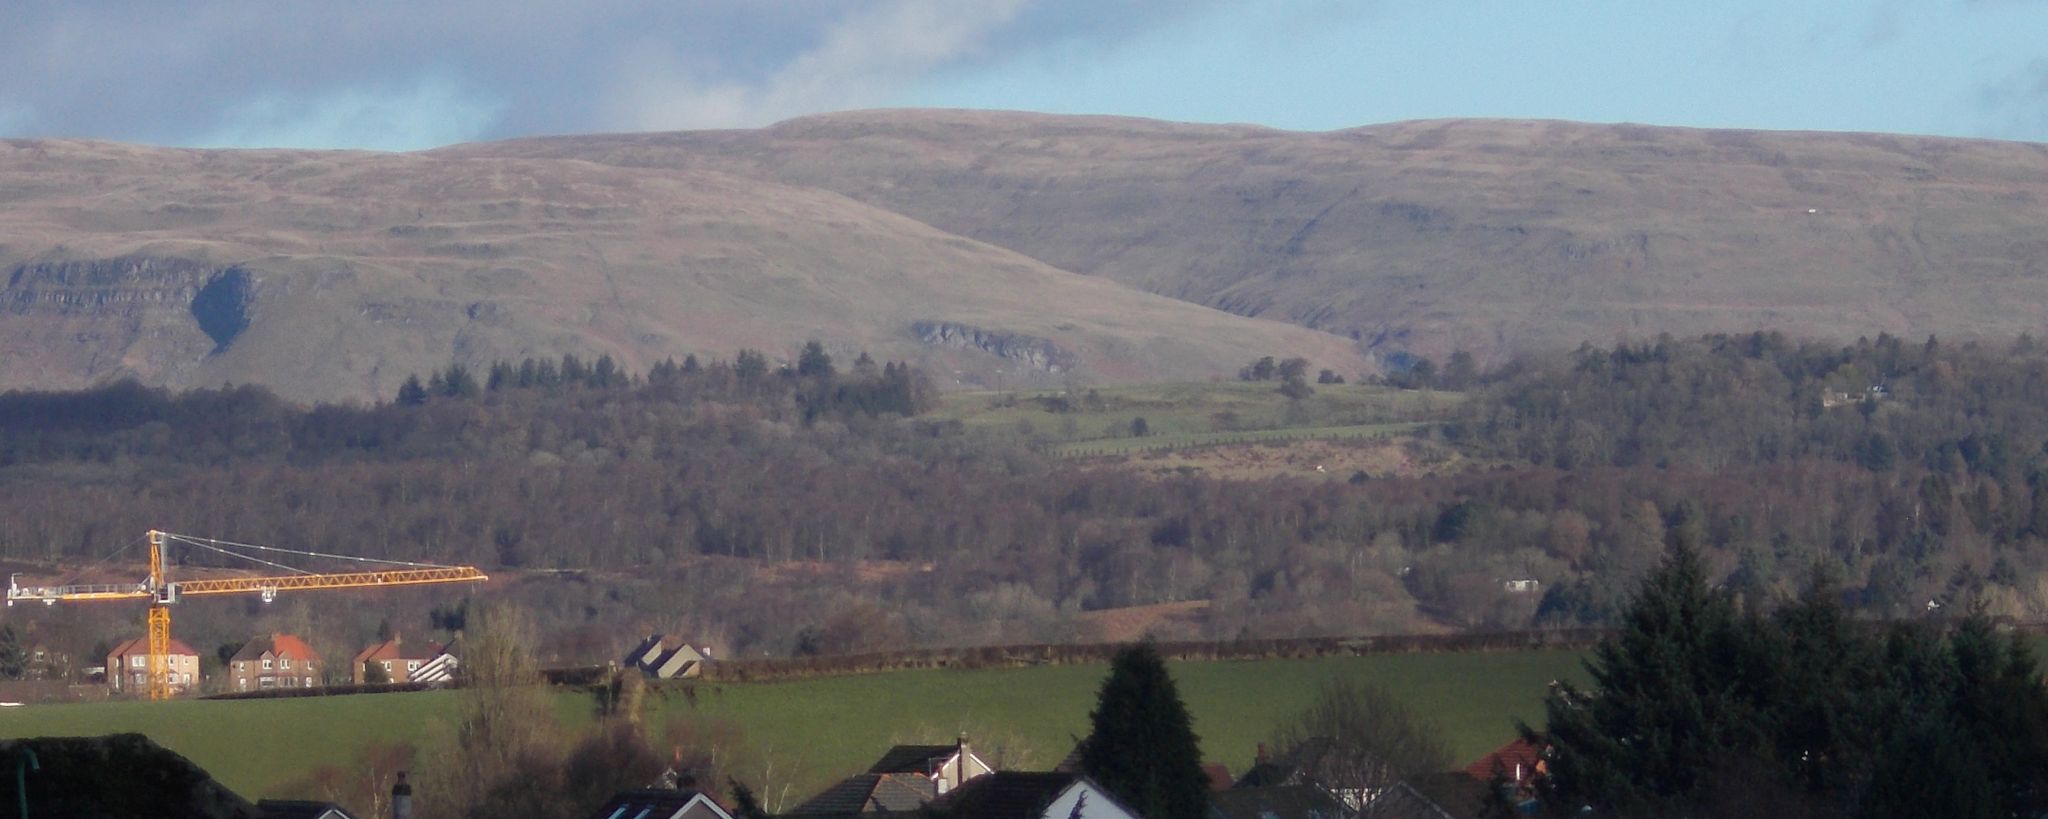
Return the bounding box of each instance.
[695,628,1612,683]
[1047,422,1429,458]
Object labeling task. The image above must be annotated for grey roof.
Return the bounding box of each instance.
[1361,774,1489,819]
[929,772,1076,819]
[584,789,729,819]
[867,744,959,775]
[1210,785,1351,819]
[258,799,358,819]
[788,773,938,816]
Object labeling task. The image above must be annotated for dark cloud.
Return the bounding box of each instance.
[0,0,1203,149]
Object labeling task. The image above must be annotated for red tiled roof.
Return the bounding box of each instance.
[230,633,321,664]
[107,636,198,659]
[1201,763,1233,792]
[352,634,436,665]
[1464,738,1544,783]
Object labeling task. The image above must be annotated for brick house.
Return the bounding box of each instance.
[351,634,438,684]
[228,634,323,692]
[106,636,200,696]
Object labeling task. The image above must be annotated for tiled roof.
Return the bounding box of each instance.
[1201,763,1234,792]
[108,636,199,658]
[1368,773,1488,819]
[1210,785,1348,819]
[258,799,356,819]
[1462,738,1543,784]
[352,634,437,665]
[584,789,730,819]
[231,634,321,663]
[929,772,1076,819]
[790,773,938,816]
[867,744,958,775]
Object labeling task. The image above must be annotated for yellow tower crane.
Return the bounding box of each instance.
[7,529,487,700]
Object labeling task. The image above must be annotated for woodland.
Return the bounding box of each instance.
[6,331,2048,663]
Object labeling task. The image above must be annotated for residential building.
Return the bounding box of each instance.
[789,738,994,818]
[584,789,732,819]
[929,772,1140,819]
[351,634,439,685]
[106,636,200,696]
[409,637,460,684]
[257,800,359,819]
[228,634,323,692]
[1210,784,1354,819]
[626,634,714,679]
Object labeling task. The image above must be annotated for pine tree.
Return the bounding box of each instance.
[396,375,428,406]
[1080,642,1209,819]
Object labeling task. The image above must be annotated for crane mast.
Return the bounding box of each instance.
[7,529,487,700]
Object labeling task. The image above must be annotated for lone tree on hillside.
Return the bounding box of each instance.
[1268,679,1452,798]
[1080,642,1209,819]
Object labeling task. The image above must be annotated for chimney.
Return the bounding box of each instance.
[391,771,413,819]
[1256,743,1267,765]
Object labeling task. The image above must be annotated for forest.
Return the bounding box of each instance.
[7,331,2048,665]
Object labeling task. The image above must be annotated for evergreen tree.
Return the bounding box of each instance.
[0,625,25,680]
[1080,642,1209,819]
[396,375,429,406]
[797,340,835,379]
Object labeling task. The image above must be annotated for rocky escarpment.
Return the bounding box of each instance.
[912,320,1075,373]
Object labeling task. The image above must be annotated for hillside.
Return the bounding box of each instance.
[458,110,2048,365]
[0,139,1364,402]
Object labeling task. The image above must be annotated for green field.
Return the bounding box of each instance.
[929,381,1456,456]
[0,651,1585,804]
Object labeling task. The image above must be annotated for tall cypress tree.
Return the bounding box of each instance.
[1080,642,1209,819]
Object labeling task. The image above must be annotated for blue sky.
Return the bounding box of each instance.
[2,0,2044,151]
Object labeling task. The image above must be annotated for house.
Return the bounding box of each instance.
[583,788,733,819]
[409,637,460,684]
[25,642,70,680]
[929,772,1141,819]
[1463,738,1544,793]
[257,799,359,819]
[229,634,323,692]
[866,738,994,794]
[1235,738,1388,808]
[626,634,714,679]
[106,636,201,695]
[789,738,995,818]
[1210,784,1354,819]
[1501,579,1540,594]
[1360,773,1489,819]
[352,634,439,685]
[786,773,937,817]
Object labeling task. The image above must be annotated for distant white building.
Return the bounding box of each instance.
[626,634,714,679]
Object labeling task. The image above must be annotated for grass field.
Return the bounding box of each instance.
[929,381,1456,457]
[0,650,1585,804]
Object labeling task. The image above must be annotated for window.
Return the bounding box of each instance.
[262,658,273,670]
[281,658,291,670]
[407,661,421,671]
[131,656,145,668]
[260,678,275,689]
[238,678,247,691]
[235,662,244,672]
[305,676,313,687]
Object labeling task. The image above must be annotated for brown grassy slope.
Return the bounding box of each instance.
[0,138,1365,402]
[452,110,2048,363]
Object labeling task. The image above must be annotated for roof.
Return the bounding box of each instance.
[108,635,199,658]
[1201,763,1234,792]
[1366,773,1489,819]
[1210,785,1350,819]
[929,772,1078,819]
[1462,738,1543,784]
[258,799,357,819]
[231,634,321,664]
[867,744,960,775]
[0,734,262,818]
[789,773,938,815]
[584,789,731,819]
[352,635,438,665]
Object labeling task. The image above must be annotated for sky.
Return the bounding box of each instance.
[2,0,2045,151]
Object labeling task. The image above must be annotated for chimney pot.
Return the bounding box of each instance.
[391,770,414,819]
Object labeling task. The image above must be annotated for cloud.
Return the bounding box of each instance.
[0,0,1197,150]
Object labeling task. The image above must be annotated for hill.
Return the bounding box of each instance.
[458,110,2048,365]
[0,138,1364,402]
